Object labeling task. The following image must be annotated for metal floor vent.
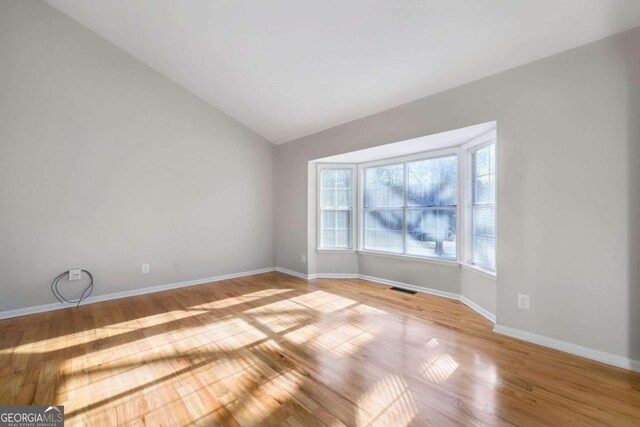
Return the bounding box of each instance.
[389,287,417,295]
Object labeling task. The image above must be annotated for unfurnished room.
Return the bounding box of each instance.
[1,1,640,425]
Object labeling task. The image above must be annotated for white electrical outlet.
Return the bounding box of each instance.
[301,254,306,264]
[175,263,181,270]
[142,264,150,274]
[517,294,530,310]
[69,269,82,281]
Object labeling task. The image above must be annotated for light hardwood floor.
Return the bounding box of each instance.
[1,272,639,426]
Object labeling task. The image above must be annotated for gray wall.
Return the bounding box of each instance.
[275,27,640,360]
[359,254,460,295]
[461,268,496,315]
[628,25,640,371]
[0,1,275,311]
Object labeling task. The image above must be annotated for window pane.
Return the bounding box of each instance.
[321,188,335,207]
[335,170,351,189]
[321,210,351,248]
[322,169,336,188]
[336,189,350,208]
[363,209,403,253]
[472,143,496,271]
[322,210,336,228]
[321,169,352,209]
[472,235,496,271]
[406,208,456,259]
[336,210,350,229]
[319,168,352,249]
[473,205,495,238]
[474,145,490,177]
[335,225,350,248]
[364,164,404,208]
[322,229,336,247]
[407,156,457,207]
[334,210,351,248]
[474,175,491,204]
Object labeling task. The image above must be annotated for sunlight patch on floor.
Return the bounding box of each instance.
[250,311,310,333]
[229,369,305,425]
[290,290,357,313]
[420,353,459,384]
[356,374,418,427]
[425,338,439,349]
[0,309,203,355]
[192,288,294,310]
[283,322,380,358]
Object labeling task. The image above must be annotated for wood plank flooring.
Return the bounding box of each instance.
[1,272,639,426]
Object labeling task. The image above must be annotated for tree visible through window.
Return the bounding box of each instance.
[363,156,457,259]
[363,164,404,253]
[407,156,457,258]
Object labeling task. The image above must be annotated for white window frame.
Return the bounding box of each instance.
[314,130,497,277]
[357,147,461,263]
[316,163,357,252]
[461,132,497,276]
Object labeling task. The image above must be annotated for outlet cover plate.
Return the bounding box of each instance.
[69,269,82,281]
[517,293,530,310]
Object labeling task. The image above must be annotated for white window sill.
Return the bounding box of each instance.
[357,250,460,267]
[316,248,356,254]
[461,263,497,280]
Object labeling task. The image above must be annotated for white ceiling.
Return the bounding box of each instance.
[46,1,640,144]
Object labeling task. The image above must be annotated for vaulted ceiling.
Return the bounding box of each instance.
[46,0,640,144]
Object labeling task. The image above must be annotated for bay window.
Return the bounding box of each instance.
[316,134,496,274]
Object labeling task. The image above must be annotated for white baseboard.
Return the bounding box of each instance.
[274,267,310,280]
[493,325,640,373]
[274,268,359,281]
[357,274,460,300]
[358,275,496,323]
[311,273,359,279]
[0,267,276,320]
[0,301,67,321]
[460,296,497,323]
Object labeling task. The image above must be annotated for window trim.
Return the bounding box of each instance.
[357,147,461,262]
[357,249,461,267]
[316,163,357,251]
[461,133,497,275]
